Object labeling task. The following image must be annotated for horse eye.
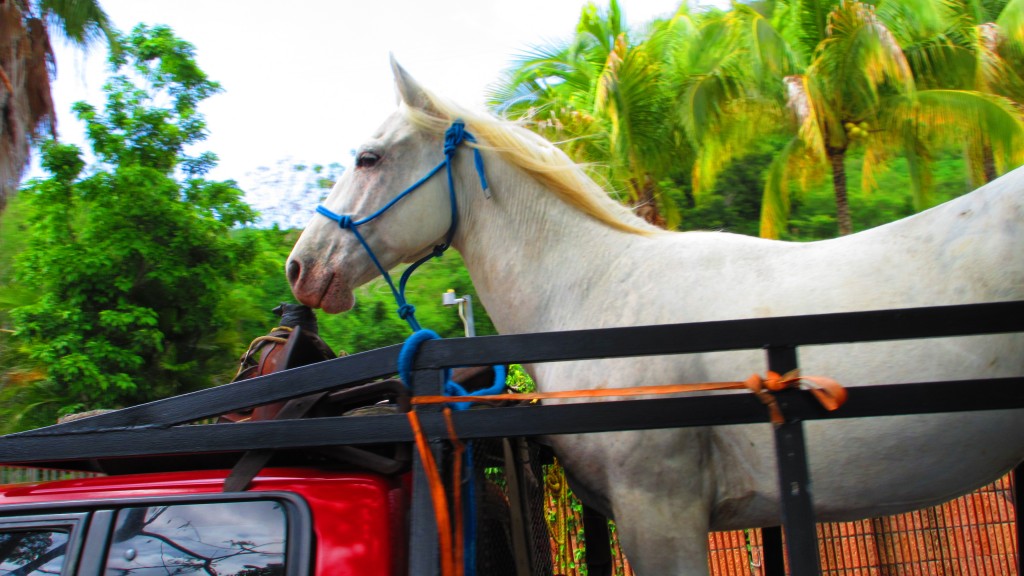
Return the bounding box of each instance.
[356,151,380,168]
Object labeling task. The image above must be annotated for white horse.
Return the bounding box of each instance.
[287,59,1024,575]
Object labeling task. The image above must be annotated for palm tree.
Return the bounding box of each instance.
[489,0,678,226]
[878,0,1024,185]
[753,0,1024,238]
[653,4,792,205]
[764,0,917,237]
[0,0,115,211]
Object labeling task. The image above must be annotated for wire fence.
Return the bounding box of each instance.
[711,472,1017,576]
[537,469,1017,576]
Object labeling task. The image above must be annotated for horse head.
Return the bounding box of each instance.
[287,58,471,314]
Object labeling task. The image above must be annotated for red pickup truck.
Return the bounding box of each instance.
[0,467,406,576]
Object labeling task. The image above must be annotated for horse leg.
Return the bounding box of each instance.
[611,489,713,576]
[592,429,717,576]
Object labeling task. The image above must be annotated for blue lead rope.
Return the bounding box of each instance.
[398,329,508,410]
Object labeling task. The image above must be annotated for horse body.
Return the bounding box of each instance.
[287,60,1024,574]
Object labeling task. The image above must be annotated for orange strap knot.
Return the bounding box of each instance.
[743,370,847,425]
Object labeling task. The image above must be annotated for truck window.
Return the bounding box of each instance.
[0,529,70,575]
[104,500,286,576]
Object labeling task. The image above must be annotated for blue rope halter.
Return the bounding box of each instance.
[315,120,504,405]
[315,120,487,332]
[316,121,500,574]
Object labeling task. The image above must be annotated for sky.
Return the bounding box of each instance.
[47,0,712,225]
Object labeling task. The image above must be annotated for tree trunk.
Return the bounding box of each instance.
[0,6,57,213]
[631,174,665,228]
[982,143,997,184]
[828,148,852,236]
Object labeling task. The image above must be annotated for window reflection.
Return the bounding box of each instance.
[0,529,69,576]
[104,500,286,576]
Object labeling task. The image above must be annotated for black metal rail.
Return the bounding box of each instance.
[1,377,1021,464]
[8,300,1022,439]
[1,300,1022,576]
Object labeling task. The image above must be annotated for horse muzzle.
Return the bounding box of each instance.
[286,256,357,314]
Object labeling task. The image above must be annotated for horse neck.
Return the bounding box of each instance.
[452,157,642,335]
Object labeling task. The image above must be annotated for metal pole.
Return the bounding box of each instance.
[762,527,785,576]
[461,295,475,338]
[443,290,476,337]
[767,345,821,576]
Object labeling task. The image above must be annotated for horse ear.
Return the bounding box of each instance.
[390,54,436,114]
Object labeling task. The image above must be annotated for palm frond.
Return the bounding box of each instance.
[879,0,977,87]
[901,124,936,209]
[760,137,805,238]
[690,96,783,199]
[732,4,804,78]
[796,0,842,57]
[784,74,828,160]
[595,35,673,188]
[38,0,115,48]
[812,0,915,124]
[914,89,1024,167]
[997,0,1024,55]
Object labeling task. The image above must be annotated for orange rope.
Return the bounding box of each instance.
[412,371,847,426]
[443,408,465,576]
[407,411,455,576]
[412,380,745,405]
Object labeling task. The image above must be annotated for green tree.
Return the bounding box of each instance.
[5,24,257,426]
[878,0,1024,185]
[489,0,678,226]
[752,0,1024,237]
[649,4,789,216]
[0,0,117,211]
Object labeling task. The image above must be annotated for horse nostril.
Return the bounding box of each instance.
[286,259,301,285]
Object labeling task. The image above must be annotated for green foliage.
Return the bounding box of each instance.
[316,251,497,354]
[784,148,973,239]
[490,0,1024,238]
[670,145,778,237]
[505,364,536,393]
[219,225,496,357]
[34,0,117,47]
[3,25,258,423]
[488,0,684,226]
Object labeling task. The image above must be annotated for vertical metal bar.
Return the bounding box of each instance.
[768,345,822,576]
[502,438,532,576]
[581,505,612,576]
[762,527,785,576]
[408,368,446,576]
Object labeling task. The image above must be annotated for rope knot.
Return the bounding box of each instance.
[397,303,417,320]
[336,214,354,229]
[444,120,475,157]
